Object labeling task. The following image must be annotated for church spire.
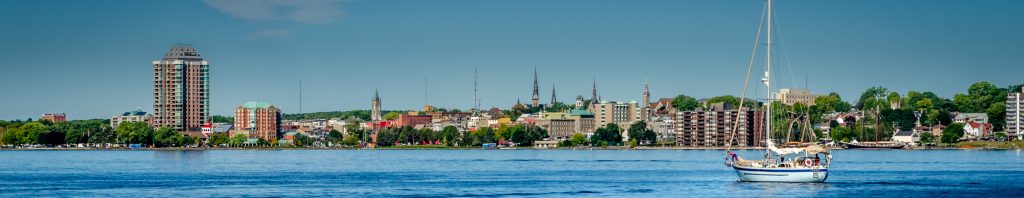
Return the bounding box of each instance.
[531,67,540,107]
[591,78,599,103]
[551,84,557,105]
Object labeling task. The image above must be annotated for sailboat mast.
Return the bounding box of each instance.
[765,0,773,150]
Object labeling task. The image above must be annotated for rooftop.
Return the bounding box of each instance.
[162,44,203,60]
[241,101,274,109]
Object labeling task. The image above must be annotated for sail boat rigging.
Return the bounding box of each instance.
[724,0,832,183]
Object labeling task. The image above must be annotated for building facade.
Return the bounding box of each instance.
[673,103,758,147]
[153,45,210,135]
[1009,87,1024,140]
[590,100,641,130]
[536,112,578,139]
[110,110,152,129]
[775,88,819,106]
[233,101,281,141]
[397,114,433,127]
[41,113,66,123]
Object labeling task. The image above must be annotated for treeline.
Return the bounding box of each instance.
[1,119,115,146]
[560,121,658,147]
[373,124,549,147]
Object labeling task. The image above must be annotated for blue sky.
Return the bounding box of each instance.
[1,0,1022,120]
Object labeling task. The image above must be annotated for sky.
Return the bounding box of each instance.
[1,0,1023,120]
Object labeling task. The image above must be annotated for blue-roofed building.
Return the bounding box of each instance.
[110,109,152,128]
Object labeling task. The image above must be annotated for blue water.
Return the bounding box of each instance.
[1,149,1022,197]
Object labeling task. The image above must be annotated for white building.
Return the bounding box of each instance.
[892,131,919,146]
[1008,87,1024,140]
[110,109,152,129]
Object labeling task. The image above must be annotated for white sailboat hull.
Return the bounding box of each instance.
[732,166,828,183]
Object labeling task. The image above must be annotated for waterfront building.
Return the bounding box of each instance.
[41,113,66,123]
[1008,86,1024,140]
[110,109,152,128]
[570,110,596,135]
[590,100,641,131]
[775,88,819,106]
[891,131,919,145]
[152,45,210,135]
[371,89,382,121]
[962,121,993,140]
[232,101,281,141]
[673,103,758,147]
[953,113,988,124]
[397,114,432,127]
[536,112,578,139]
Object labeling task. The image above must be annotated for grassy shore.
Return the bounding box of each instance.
[956,141,1024,149]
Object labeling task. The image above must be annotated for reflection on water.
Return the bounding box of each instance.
[0,149,1022,197]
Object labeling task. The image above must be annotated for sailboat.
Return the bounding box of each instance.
[723,0,831,183]
[841,100,906,149]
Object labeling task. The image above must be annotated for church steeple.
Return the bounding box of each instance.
[371,89,382,121]
[591,78,599,103]
[531,67,540,107]
[551,84,557,105]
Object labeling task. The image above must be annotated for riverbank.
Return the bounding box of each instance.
[3,144,1020,151]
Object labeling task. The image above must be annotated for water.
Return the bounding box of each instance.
[1,149,1022,197]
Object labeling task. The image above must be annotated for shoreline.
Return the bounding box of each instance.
[0,146,1010,151]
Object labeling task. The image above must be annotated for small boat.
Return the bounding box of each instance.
[723,0,832,183]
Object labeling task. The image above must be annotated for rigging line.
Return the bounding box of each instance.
[727,0,767,152]
[772,8,799,89]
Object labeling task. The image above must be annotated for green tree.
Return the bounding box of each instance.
[177,135,196,147]
[672,95,699,111]
[207,133,230,147]
[211,115,233,123]
[571,133,588,146]
[88,126,116,144]
[856,86,890,110]
[953,82,1009,130]
[440,126,460,146]
[919,132,936,145]
[383,112,401,120]
[830,126,857,142]
[152,127,179,147]
[230,134,247,146]
[341,135,360,146]
[591,123,623,146]
[327,129,343,144]
[20,122,48,144]
[941,123,966,144]
[116,122,153,145]
[627,121,657,145]
[2,128,24,146]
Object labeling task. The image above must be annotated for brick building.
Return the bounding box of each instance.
[152,45,210,135]
[233,101,281,141]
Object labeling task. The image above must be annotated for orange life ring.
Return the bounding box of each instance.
[804,159,813,166]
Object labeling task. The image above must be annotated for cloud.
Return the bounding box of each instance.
[248,29,291,39]
[203,0,345,24]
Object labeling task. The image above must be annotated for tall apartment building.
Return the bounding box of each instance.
[776,88,819,106]
[1007,87,1024,140]
[674,103,759,147]
[233,101,281,141]
[590,100,641,130]
[110,109,152,129]
[153,45,209,135]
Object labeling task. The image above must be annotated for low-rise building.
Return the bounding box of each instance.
[232,101,281,141]
[963,121,993,140]
[776,88,819,106]
[110,110,152,129]
[954,113,988,124]
[41,113,66,123]
[892,131,919,145]
[397,114,432,127]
